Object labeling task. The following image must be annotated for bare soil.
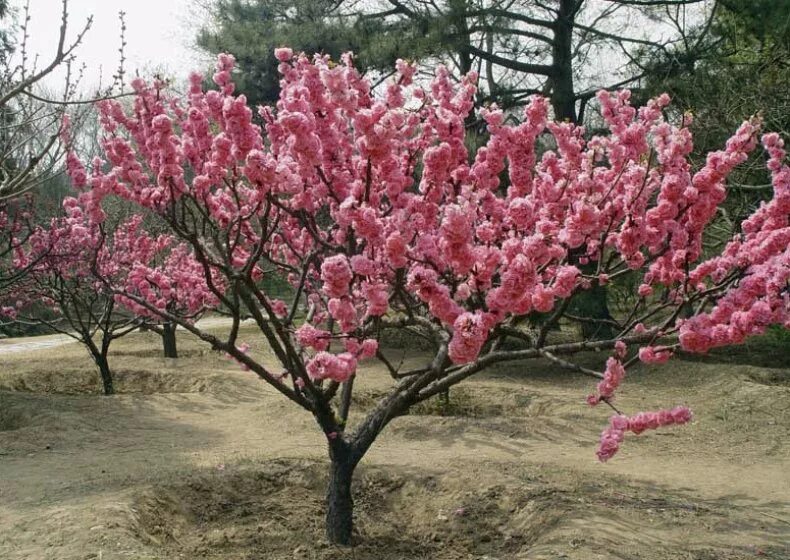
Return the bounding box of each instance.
[1,327,788,559]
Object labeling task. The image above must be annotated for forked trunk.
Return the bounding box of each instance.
[162,321,178,358]
[325,447,356,545]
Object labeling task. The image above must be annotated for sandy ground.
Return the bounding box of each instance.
[0,326,788,559]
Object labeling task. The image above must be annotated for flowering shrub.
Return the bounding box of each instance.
[19,49,787,543]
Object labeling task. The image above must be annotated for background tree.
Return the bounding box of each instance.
[0,0,13,65]
[196,0,719,119]
[1,186,218,391]
[51,52,788,544]
[3,199,142,395]
[0,0,95,315]
[196,0,360,107]
[0,0,92,201]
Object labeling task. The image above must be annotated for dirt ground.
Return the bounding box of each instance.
[1,326,788,559]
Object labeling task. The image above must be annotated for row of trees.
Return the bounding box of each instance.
[0,0,787,546]
[196,0,721,119]
[195,0,788,128]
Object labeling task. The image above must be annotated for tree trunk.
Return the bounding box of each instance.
[161,321,178,358]
[325,447,357,545]
[94,352,114,396]
[551,0,578,122]
[579,281,615,340]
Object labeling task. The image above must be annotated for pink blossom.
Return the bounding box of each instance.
[328,297,358,332]
[385,233,408,268]
[306,351,357,382]
[274,47,293,62]
[321,255,353,298]
[362,282,388,316]
[597,407,692,461]
[638,284,653,297]
[588,357,626,406]
[295,324,330,351]
[0,306,17,319]
[638,346,673,364]
[448,312,490,364]
[269,299,289,318]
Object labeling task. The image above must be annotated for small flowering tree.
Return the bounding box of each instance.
[59,50,789,544]
[2,198,143,394]
[2,192,216,393]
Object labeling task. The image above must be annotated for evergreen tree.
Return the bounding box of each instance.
[196,0,444,106]
[196,0,718,121]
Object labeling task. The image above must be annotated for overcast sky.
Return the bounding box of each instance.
[9,0,208,92]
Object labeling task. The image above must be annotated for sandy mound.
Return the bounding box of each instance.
[127,459,790,560]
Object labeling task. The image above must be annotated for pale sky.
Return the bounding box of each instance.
[9,0,209,93]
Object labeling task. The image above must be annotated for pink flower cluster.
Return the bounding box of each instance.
[597,407,693,462]
[321,255,353,298]
[587,357,626,405]
[679,134,790,353]
[306,351,357,383]
[116,241,220,320]
[448,312,495,364]
[295,323,331,351]
[638,345,673,364]
[344,337,378,359]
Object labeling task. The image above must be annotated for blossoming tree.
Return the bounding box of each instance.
[2,197,145,394]
[59,50,789,543]
[1,188,217,393]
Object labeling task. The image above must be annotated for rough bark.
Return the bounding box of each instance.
[94,352,114,396]
[550,0,578,122]
[325,444,357,545]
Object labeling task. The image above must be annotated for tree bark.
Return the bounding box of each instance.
[551,0,578,122]
[161,321,178,358]
[94,352,114,396]
[578,281,615,340]
[325,445,357,545]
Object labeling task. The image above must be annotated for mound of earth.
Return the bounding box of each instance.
[128,459,789,560]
